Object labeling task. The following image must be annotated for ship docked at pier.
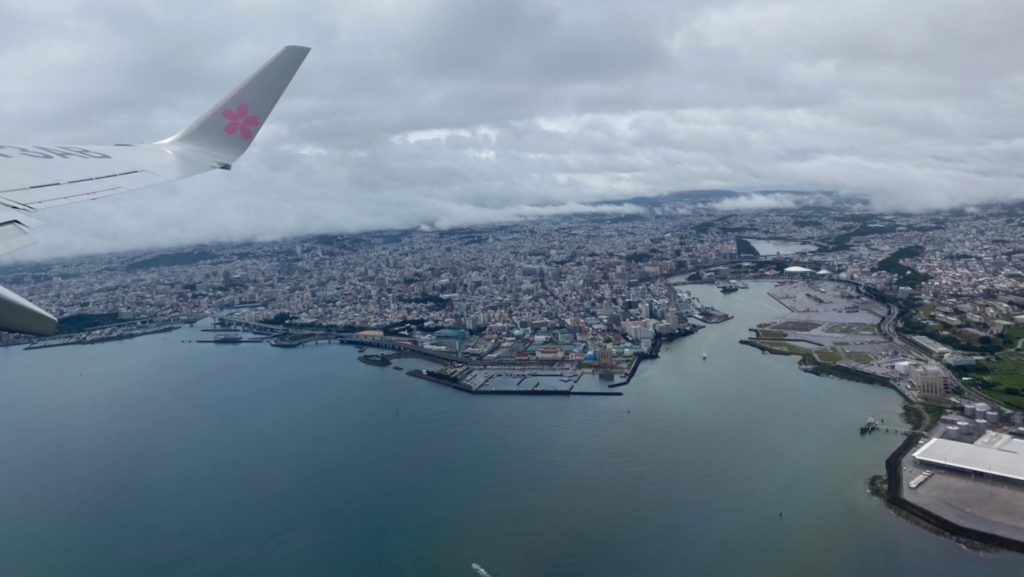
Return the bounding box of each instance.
[860,416,878,434]
[679,291,734,324]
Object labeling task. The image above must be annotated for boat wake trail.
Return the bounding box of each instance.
[471,563,492,577]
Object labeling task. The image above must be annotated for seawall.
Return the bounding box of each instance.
[882,434,1024,554]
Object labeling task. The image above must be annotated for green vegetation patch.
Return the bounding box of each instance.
[923,404,946,428]
[805,363,890,386]
[401,296,451,309]
[735,238,760,257]
[815,348,842,363]
[819,223,902,252]
[126,250,217,271]
[55,312,120,335]
[901,403,945,430]
[774,321,821,332]
[753,340,811,355]
[358,354,391,366]
[902,403,925,430]
[974,358,1024,410]
[873,245,931,288]
[868,475,888,499]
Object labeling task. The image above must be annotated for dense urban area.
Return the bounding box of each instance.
[5,192,1024,548]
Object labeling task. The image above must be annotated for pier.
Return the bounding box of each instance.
[406,369,622,396]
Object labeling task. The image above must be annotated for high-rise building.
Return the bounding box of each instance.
[910,364,947,399]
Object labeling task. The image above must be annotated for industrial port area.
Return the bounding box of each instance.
[745,280,965,403]
[746,280,894,372]
[732,279,1024,549]
[899,403,1024,544]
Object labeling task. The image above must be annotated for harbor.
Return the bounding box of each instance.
[2,278,1020,575]
[677,289,734,323]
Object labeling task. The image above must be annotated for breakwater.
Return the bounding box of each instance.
[26,325,180,350]
[407,370,622,396]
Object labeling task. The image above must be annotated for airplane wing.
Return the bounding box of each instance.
[0,45,310,336]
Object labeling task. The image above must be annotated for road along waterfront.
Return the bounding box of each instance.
[0,283,1020,575]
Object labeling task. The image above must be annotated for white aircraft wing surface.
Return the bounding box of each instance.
[0,45,310,336]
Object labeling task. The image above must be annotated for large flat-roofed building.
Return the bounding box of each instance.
[912,433,1024,485]
[912,335,951,355]
[910,364,947,399]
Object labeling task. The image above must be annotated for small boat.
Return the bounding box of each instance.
[702,353,707,360]
[393,366,403,370]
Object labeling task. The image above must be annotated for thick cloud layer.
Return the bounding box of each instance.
[2,0,1022,260]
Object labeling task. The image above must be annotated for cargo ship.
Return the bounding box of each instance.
[213,334,243,343]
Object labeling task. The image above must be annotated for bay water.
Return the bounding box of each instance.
[0,283,1019,575]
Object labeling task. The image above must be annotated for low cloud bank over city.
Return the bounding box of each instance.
[2,0,1023,259]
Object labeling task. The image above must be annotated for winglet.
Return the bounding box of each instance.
[157,45,310,164]
[0,284,57,336]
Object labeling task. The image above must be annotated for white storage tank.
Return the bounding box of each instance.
[976,403,991,415]
[956,421,971,431]
[976,418,989,432]
[964,403,976,418]
[987,411,1000,425]
[945,426,961,441]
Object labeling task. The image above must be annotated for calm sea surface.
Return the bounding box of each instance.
[0,283,1020,576]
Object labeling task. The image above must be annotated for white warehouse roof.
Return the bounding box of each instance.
[783,266,814,273]
[912,434,1024,483]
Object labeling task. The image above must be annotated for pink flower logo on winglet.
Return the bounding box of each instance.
[222,103,261,140]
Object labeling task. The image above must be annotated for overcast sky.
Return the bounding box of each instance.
[2,0,1023,260]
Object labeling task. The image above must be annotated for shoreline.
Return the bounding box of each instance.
[24,324,181,350]
[735,281,1024,553]
[744,339,1024,552]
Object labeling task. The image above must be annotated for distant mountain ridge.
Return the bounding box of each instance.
[601,189,839,207]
